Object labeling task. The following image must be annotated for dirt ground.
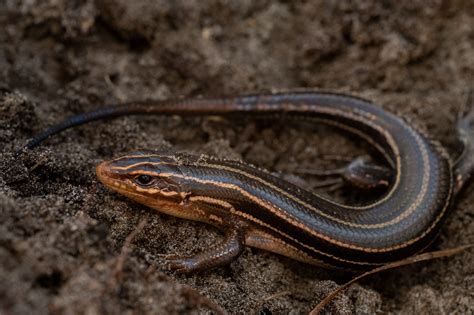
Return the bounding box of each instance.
[1,1,473,314]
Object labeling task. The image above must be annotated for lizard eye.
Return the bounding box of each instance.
[134,174,155,186]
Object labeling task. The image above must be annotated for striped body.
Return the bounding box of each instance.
[94,92,454,270]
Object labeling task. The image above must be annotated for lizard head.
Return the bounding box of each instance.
[96,150,192,217]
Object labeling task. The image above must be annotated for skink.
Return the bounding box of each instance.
[19,91,474,272]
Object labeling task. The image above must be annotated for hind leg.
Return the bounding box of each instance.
[297,155,393,190]
[454,92,474,194]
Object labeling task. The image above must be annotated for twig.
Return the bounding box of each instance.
[108,218,148,289]
[309,245,473,314]
[181,286,227,315]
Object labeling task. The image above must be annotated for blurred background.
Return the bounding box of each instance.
[1,1,473,314]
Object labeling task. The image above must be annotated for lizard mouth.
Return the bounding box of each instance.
[95,159,197,219]
[95,160,133,195]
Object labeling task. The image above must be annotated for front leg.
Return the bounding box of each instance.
[164,226,245,273]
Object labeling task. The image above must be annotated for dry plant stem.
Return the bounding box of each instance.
[255,290,293,310]
[108,217,148,290]
[309,245,473,315]
[181,287,227,315]
[107,218,226,314]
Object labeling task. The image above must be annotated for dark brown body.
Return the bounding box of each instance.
[22,91,474,272]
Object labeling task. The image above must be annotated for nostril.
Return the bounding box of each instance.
[95,162,108,178]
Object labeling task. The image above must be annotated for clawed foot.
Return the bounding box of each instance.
[157,228,245,274]
[296,155,393,190]
[160,254,201,274]
[158,254,198,273]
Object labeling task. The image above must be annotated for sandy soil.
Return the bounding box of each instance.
[1,1,473,314]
